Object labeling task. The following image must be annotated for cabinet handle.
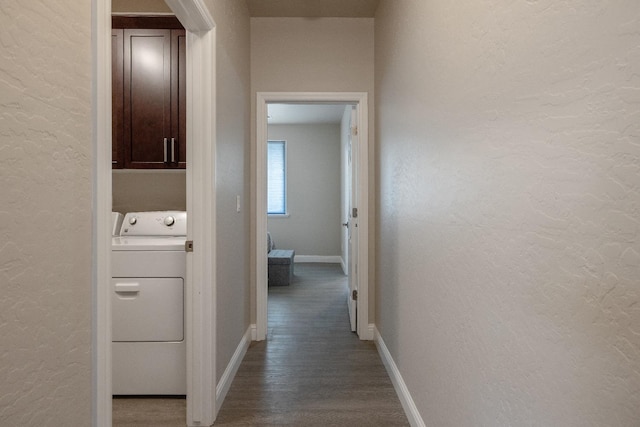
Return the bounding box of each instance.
[171,138,176,163]
[163,138,168,163]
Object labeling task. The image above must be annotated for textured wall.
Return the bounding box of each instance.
[250,17,375,320]
[112,0,171,14]
[246,0,379,18]
[251,17,374,93]
[267,124,342,257]
[204,0,252,381]
[0,1,92,425]
[375,1,640,425]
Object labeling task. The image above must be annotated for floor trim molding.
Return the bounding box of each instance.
[294,255,343,264]
[374,326,425,427]
[215,326,251,414]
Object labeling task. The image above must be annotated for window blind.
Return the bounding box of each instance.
[267,140,286,215]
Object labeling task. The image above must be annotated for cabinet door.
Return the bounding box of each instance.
[123,29,172,168]
[172,29,187,168]
[112,29,124,168]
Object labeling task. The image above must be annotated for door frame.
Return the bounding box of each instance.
[92,1,217,425]
[255,92,371,341]
[347,106,358,332]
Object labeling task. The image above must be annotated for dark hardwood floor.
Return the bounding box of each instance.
[216,263,408,426]
[113,263,408,426]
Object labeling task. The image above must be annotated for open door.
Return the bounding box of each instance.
[347,107,358,332]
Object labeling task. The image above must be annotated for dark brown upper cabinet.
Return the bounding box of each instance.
[112,17,186,169]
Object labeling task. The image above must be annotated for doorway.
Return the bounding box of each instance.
[255,92,371,342]
[265,103,355,329]
[93,1,217,425]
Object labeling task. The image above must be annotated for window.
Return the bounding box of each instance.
[267,140,287,215]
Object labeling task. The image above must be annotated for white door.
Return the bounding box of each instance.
[347,107,358,332]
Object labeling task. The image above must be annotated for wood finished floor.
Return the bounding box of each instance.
[113,263,408,426]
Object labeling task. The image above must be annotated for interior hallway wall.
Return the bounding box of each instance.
[204,0,252,383]
[0,1,92,425]
[267,123,341,258]
[250,17,375,322]
[111,0,171,13]
[375,1,640,425]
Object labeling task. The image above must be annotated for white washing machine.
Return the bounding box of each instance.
[111,211,187,395]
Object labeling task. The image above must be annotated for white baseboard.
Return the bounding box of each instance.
[294,255,343,264]
[215,326,251,414]
[374,326,425,427]
[250,324,257,341]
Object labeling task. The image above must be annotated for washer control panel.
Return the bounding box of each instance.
[120,211,187,236]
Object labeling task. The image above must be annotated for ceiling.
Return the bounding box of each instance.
[267,104,348,125]
[246,0,380,18]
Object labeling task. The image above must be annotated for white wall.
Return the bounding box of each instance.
[0,2,92,425]
[251,17,375,320]
[267,123,341,257]
[375,1,640,425]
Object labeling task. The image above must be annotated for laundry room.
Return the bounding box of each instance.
[109,0,189,406]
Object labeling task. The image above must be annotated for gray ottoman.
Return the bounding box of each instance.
[268,249,295,286]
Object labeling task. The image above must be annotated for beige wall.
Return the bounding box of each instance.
[112,0,171,14]
[112,171,186,214]
[251,18,375,93]
[0,2,92,425]
[204,0,252,381]
[251,17,375,320]
[267,124,342,257]
[375,0,640,425]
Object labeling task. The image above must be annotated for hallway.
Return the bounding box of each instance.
[113,263,408,426]
[214,263,408,425]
